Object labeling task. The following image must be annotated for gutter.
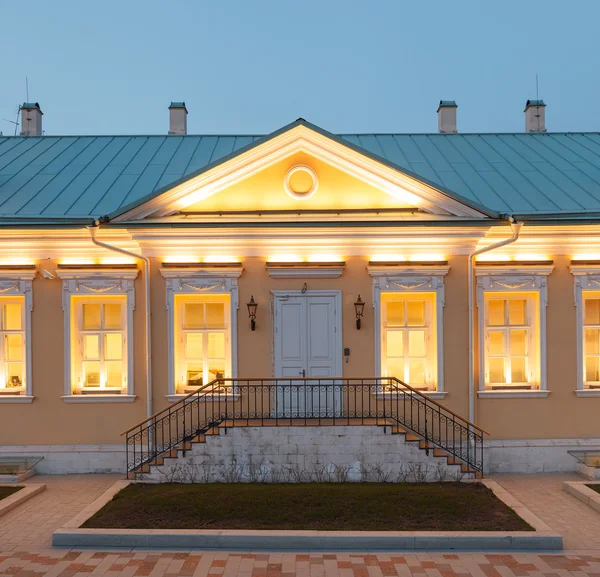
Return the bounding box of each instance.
[467,217,522,423]
[88,224,153,419]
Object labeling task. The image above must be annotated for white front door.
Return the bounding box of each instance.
[273,292,342,417]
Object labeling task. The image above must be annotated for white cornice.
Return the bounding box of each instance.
[112,125,489,221]
[266,264,344,279]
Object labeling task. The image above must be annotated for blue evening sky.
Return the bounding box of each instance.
[1,0,598,136]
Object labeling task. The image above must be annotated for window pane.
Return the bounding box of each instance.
[208,332,225,358]
[586,356,600,382]
[105,333,123,360]
[5,334,22,361]
[386,331,403,357]
[186,362,203,387]
[104,303,122,329]
[585,299,600,325]
[510,330,527,356]
[206,303,225,328]
[386,302,404,326]
[3,303,21,331]
[5,362,22,388]
[488,300,505,326]
[82,304,101,329]
[585,329,600,355]
[208,361,226,381]
[185,333,203,359]
[83,334,99,360]
[408,330,426,357]
[408,359,426,384]
[386,357,404,379]
[511,357,527,383]
[407,301,425,326]
[83,361,101,386]
[489,358,505,383]
[489,331,505,355]
[106,361,123,387]
[185,303,204,329]
[508,300,526,325]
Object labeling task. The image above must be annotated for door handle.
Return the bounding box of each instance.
[300,369,306,378]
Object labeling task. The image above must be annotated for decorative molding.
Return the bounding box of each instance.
[368,266,449,393]
[283,165,319,200]
[477,390,551,399]
[61,395,136,403]
[0,270,35,399]
[266,263,345,279]
[113,124,488,221]
[476,265,553,394]
[58,268,139,399]
[570,265,600,392]
[160,268,241,396]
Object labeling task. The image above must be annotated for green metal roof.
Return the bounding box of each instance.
[2,120,600,221]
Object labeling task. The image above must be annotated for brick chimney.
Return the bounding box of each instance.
[168,102,188,135]
[437,101,457,134]
[525,100,546,133]
[20,103,43,136]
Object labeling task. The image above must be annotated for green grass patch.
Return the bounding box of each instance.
[0,486,23,501]
[586,484,600,494]
[83,482,533,531]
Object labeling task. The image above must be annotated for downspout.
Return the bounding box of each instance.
[468,217,522,423]
[88,224,153,419]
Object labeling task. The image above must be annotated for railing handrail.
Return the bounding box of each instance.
[121,380,217,435]
[385,378,490,436]
[122,376,488,437]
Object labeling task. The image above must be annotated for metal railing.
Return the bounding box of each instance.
[123,377,488,476]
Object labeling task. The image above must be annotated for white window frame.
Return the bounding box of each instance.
[476,265,553,398]
[57,267,138,403]
[0,271,35,403]
[571,265,600,397]
[160,266,241,402]
[368,264,449,399]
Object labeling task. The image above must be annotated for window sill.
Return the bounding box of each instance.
[62,394,136,403]
[575,389,600,397]
[373,391,448,400]
[166,393,240,403]
[477,390,550,399]
[0,395,34,403]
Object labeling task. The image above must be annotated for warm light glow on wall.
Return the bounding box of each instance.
[476,253,550,263]
[572,254,600,262]
[100,257,136,265]
[269,254,303,263]
[369,254,445,262]
[60,259,95,266]
[163,256,202,264]
[410,254,445,262]
[202,256,239,263]
[307,254,342,263]
[370,254,408,262]
[0,259,35,266]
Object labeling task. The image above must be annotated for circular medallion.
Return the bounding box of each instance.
[284,165,318,200]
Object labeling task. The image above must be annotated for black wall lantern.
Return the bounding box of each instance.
[247,295,258,331]
[354,294,365,329]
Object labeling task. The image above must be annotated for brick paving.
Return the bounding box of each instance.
[0,473,599,576]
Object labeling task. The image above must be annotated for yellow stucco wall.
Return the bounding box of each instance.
[1,254,598,447]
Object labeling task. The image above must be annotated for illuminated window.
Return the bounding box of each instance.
[0,298,26,396]
[174,295,231,394]
[72,298,127,393]
[381,293,436,389]
[583,294,600,388]
[484,293,538,389]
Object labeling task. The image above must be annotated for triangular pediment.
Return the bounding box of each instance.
[110,121,492,221]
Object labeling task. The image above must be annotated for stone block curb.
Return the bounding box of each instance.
[0,483,45,518]
[563,481,600,513]
[52,479,562,551]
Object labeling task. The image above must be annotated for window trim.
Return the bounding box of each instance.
[368,264,449,397]
[0,271,35,403]
[571,265,600,396]
[160,266,242,401]
[476,264,553,397]
[57,268,138,402]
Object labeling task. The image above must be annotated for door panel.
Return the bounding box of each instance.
[274,293,341,417]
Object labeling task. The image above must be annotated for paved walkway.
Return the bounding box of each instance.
[0,473,599,577]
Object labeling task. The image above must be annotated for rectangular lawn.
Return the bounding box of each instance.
[0,486,22,501]
[83,482,533,531]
